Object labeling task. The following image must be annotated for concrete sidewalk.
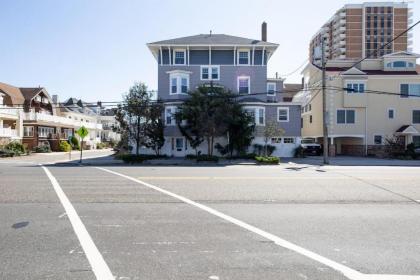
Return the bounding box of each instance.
[286,156,420,167]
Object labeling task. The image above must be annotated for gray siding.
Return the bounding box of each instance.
[164,104,301,137]
[189,50,209,65]
[158,65,269,101]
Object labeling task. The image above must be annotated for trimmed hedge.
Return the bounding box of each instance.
[34,145,51,153]
[196,155,219,162]
[59,141,72,152]
[4,141,26,155]
[255,156,280,165]
[115,154,167,163]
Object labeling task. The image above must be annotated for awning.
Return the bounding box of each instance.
[395,125,419,135]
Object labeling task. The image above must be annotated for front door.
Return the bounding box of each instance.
[173,137,185,157]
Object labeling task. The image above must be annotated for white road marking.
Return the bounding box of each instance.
[41,165,114,280]
[97,166,420,280]
[58,212,67,218]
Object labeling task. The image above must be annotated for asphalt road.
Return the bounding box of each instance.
[1,152,420,280]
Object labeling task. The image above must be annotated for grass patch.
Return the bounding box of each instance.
[255,156,279,165]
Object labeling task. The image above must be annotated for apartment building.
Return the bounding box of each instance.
[294,51,420,156]
[146,23,301,157]
[310,2,412,62]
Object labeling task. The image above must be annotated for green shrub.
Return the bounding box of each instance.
[196,155,219,162]
[70,136,80,150]
[0,148,16,157]
[405,143,417,159]
[96,142,107,149]
[5,141,26,155]
[255,156,280,165]
[34,145,51,153]
[59,141,72,152]
[294,145,305,158]
[115,153,167,163]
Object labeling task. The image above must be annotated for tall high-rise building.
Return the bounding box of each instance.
[310,2,412,62]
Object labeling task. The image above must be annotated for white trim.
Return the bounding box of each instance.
[159,46,163,66]
[241,101,302,106]
[267,82,276,96]
[277,107,289,122]
[200,65,220,81]
[166,70,192,75]
[169,73,190,95]
[23,125,34,137]
[209,46,212,65]
[168,46,172,65]
[233,46,237,66]
[187,46,190,66]
[252,46,255,66]
[262,47,265,66]
[237,49,250,66]
[237,76,251,94]
[173,49,186,65]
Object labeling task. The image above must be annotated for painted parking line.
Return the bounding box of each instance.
[41,165,114,280]
[97,166,420,280]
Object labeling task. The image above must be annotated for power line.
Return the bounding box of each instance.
[279,58,308,77]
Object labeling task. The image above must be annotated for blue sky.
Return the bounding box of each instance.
[1,0,419,102]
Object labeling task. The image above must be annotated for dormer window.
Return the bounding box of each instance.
[267,83,276,96]
[386,60,415,70]
[174,50,186,65]
[393,61,407,68]
[238,50,250,65]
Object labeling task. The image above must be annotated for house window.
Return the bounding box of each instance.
[393,61,407,68]
[181,78,188,94]
[283,137,295,144]
[165,106,176,126]
[309,115,313,123]
[201,66,220,80]
[337,109,355,124]
[277,107,289,122]
[267,83,276,96]
[169,73,189,95]
[244,107,265,126]
[374,135,383,145]
[238,77,250,94]
[413,110,420,124]
[174,50,186,65]
[38,127,55,138]
[401,84,420,98]
[171,78,177,94]
[271,137,282,144]
[388,109,394,119]
[346,82,365,93]
[238,50,250,65]
[23,126,34,137]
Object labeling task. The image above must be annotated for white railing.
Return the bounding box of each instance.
[0,106,20,117]
[0,127,18,137]
[24,112,103,130]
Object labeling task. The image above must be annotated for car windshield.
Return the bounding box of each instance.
[301,139,315,144]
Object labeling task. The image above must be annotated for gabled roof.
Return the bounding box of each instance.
[0,82,25,105]
[396,125,419,135]
[20,87,45,101]
[341,67,366,76]
[148,34,278,47]
[383,51,420,58]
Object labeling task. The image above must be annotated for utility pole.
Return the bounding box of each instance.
[321,38,329,164]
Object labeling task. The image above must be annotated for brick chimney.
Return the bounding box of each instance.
[261,22,267,42]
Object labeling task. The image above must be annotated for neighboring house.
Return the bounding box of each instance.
[294,51,420,156]
[60,97,103,149]
[99,108,121,143]
[283,83,303,102]
[20,87,75,151]
[0,83,24,145]
[146,23,301,157]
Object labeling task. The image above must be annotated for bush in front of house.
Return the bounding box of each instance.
[59,140,72,152]
[4,141,26,155]
[96,142,107,149]
[34,144,51,153]
[253,143,276,156]
[70,136,80,150]
[294,145,305,158]
[196,155,219,162]
[115,153,167,163]
[0,148,16,157]
[255,156,280,165]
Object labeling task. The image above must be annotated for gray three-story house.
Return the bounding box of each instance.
[146,23,301,157]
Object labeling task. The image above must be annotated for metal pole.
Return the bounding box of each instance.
[321,38,329,164]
